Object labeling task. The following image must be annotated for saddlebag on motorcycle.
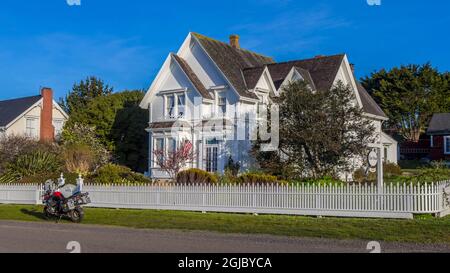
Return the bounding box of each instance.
[62,193,91,212]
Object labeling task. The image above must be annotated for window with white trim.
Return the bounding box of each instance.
[217,93,226,116]
[166,95,175,118]
[167,138,177,154]
[177,94,186,118]
[53,119,64,137]
[444,136,450,155]
[25,117,38,138]
[154,138,164,167]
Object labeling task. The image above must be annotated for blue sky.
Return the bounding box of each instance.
[0,0,449,100]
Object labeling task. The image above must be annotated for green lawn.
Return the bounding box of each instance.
[0,204,449,245]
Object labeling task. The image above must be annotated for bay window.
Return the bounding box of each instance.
[154,138,165,167]
[167,138,177,154]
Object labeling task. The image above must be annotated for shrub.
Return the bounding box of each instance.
[88,164,151,184]
[217,170,238,185]
[225,156,240,177]
[0,150,63,183]
[62,143,98,175]
[384,163,402,177]
[16,172,80,185]
[61,123,111,168]
[0,135,60,173]
[300,176,345,186]
[353,163,403,183]
[177,169,218,184]
[237,173,278,184]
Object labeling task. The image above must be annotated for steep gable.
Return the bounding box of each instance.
[267,54,345,92]
[192,33,274,100]
[172,54,213,100]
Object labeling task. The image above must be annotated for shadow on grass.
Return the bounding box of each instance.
[20,208,47,220]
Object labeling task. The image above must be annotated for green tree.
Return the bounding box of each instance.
[66,91,148,172]
[60,76,113,114]
[254,81,375,179]
[362,64,450,142]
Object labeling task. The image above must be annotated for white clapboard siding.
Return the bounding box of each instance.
[1,181,449,219]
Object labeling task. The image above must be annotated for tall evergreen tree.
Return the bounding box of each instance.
[362,64,450,142]
[60,76,113,114]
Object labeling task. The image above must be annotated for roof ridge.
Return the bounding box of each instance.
[266,53,346,67]
[191,32,274,61]
[0,94,42,104]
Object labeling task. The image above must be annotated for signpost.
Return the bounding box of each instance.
[366,144,384,192]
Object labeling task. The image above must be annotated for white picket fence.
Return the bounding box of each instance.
[1,181,449,219]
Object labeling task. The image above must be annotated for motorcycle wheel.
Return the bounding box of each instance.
[43,206,53,220]
[68,207,84,223]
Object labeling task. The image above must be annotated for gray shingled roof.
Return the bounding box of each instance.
[356,82,388,119]
[189,33,386,119]
[427,113,450,135]
[242,66,266,90]
[192,33,274,99]
[0,95,42,127]
[294,67,317,91]
[266,54,345,92]
[172,54,213,100]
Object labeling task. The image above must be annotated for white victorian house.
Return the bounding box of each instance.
[140,33,397,179]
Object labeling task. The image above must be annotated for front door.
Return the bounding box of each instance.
[206,146,218,172]
[205,138,219,173]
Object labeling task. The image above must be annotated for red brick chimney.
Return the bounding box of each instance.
[230,34,240,49]
[40,87,54,142]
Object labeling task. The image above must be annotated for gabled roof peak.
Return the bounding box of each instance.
[0,95,43,127]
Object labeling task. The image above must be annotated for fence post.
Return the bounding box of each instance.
[35,184,41,205]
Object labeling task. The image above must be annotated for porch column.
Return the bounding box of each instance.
[148,131,153,178]
[377,146,384,191]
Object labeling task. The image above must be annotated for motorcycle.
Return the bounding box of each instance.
[42,174,91,223]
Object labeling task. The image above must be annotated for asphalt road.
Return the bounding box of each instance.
[0,220,448,253]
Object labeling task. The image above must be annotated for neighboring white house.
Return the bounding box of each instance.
[0,88,68,142]
[139,32,397,179]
